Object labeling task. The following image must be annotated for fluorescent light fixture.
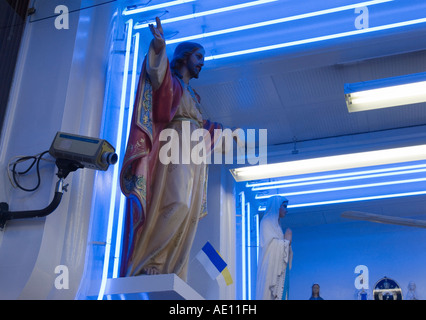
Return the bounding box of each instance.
[123,0,195,16]
[345,72,426,112]
[205,18,426,61]
[134,0,278,29]
[166,0,392,44]
[230,144,426,182]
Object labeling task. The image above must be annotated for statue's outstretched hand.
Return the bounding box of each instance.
[149,17,165,54]
[284,228,292,244]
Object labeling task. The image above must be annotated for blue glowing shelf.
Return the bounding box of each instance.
[103,274,205,300]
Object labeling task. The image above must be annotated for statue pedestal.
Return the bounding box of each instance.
[103,274,205,300]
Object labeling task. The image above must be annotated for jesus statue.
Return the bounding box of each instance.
[119,17,226,281]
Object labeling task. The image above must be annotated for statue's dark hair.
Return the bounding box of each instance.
[170,42,204,79]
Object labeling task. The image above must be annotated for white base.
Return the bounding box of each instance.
[103,274,205,300]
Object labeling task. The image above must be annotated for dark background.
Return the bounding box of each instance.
[0,0,30,136]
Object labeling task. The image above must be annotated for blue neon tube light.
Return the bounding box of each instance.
[166,0,392,45]
[246,202,252,300]
[240,191,247,300]
[205,18,426,61]
[111,32,141,280]
[257,190,426,211]
[251,166,426,191]
[97,19,134,300]
[246,163,426,189]
[255,176,426,200]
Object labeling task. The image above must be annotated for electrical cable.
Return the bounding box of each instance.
[8,150,51,192]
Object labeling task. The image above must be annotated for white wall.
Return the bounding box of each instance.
[0,1,118,299]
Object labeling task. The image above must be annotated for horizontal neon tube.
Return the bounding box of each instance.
[134,0,277,29]
[258,190,426,210]
[123,0,195,16]
[251,166,426,191]
[255,176,426,199]
[247,163,426,188]
[166,0,392,44]
[206,18,426,61]
[231,144,426,182]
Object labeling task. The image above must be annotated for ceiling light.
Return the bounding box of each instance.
[345,72,426,112]
[230,144,426,182]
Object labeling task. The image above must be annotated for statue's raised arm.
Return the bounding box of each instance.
[149,17,165,54]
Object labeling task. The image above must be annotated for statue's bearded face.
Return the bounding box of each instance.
[186,48,205,79]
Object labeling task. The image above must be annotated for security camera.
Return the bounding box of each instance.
[49,132,117,175]
[0,132,117,229]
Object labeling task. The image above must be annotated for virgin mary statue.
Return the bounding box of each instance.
[256,195,293,300]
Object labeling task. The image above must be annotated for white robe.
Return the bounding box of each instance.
[256,196,293,300]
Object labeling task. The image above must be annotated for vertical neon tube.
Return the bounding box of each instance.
[112,32,140,279]
[246,202,251,300]
[125,32,140,142]
[112,197,125,279]
[240,191,246,300]
[98,19,133,300]
[255,213,259,264]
